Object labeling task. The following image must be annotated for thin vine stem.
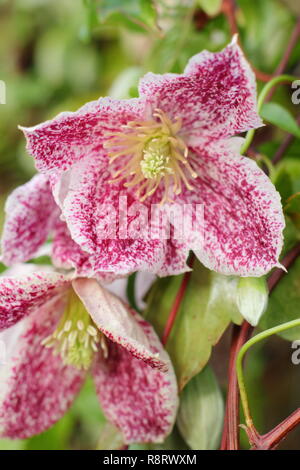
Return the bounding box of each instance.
[236,319,300,432]
[241,74,298,154]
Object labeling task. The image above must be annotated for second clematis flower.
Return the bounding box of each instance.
[0,267,178,443]
[3,36,284,277]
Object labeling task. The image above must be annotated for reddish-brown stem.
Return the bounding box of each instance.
[162,254,195,345]
[221,241,300,450]
[220,322,253,450]
[265,17,300,101]
[253,407,300,450]
[272,116,300,166]
[272,133,295,166]
[275,17,300,75]
[222,0,238,36]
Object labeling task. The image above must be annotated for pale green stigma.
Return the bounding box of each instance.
[105,108,197,203]
[41,291,107,370]
[140,138,174,179]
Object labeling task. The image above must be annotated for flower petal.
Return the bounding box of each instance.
[0,294,86,438]
[55,157,165,275]
[178,138,285,276]
[157,238,191,277]
[91,330,178,444]
[52,219,94,274]
[52,220,120,283]
[139,36,262,143]
[1,174,59,266]
[21,97,147,173]
[72,278,168,370]
[0,271,70,330]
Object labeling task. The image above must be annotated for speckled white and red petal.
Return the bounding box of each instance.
[91,323,178,444]
[0,272,70,330]
[1,174,59,266]
[139,36,263,144]
[72,278,169,371]
[0,294,86,439]
[54,158,166,275]
[21,97,148,173]
[157,238,191,277]
[52,219,95,274]
[18,38,285,278]
[52,220,122,283]
[176,138,285,276]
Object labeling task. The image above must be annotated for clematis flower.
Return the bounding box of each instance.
[3,36,284,277]
[0,267,178,443]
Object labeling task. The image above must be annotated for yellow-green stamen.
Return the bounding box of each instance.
[41,291,107,370]
[104,108,197,203]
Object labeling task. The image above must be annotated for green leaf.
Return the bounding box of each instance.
[273,166,294,204]
[280,216,300,258]
[0,263,6,274]
[96,0,157,29]
[260,256,300,341]
[198,0,222,16]
[238,0,294,71]
[143,260,242,389]
[260,102,300,138]
[284,192,300,214]
[236,277,268,326]
[177,366,224,450]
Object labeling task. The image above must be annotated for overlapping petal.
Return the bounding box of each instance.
[91,324,178,444]
[0,295,86,438]
[52,221,121,283]
[177,138,285,276]
[1,174,59,266]
[0,271,70,330]
[54,157,165,275]
[139,36,262,144]
[52,219,94,274]
[72,278,168,370]
[21,98,147,173]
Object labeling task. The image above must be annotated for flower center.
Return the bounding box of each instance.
[104,108,197,203]
[41,291,108,370]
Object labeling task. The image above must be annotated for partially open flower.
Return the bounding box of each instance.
[0,269,178,443]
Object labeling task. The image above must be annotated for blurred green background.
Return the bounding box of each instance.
[0,0,300,449]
